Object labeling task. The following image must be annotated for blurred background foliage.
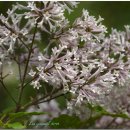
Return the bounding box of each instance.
[1,0,130,118]
[69,1,130,32]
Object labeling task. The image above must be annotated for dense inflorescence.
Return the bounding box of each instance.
[0,1,130,112]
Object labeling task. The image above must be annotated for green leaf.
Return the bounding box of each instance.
[85,103,130,128]
[2,107,15,114]
[50,114,83,129]
[88,104,130,119]
[92,105,107,113]
[9,112,47,122]
[0,120,4,127]
[87,103,106,113]
[5,122,25,129]
[103,112,130,119]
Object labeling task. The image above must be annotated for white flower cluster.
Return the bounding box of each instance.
[0,1,77,60]
[28,7,130,108]
[0,5,40,66]
[1,1,130,111]
[17,1,78,32]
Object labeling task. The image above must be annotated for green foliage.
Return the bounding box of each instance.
[49,104,130,129]
[0,112,47,129]
[9,112,47,122]
[5,122,25,129]
[0,120,4,127]
[50,114,83,129]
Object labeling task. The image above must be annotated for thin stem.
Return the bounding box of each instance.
[104,118,115,128]
[38,92,67,104]
[0,80,17,104]
[22,23,38,85]
[18,58,22,83]
[23,64,54,89]
[21,93,50,111]
[16,23,38,112]
[0,63,17,104]
[21,87,63,111]
[23,73,39,89]
[2,73,10,79]
[18,37,29,51]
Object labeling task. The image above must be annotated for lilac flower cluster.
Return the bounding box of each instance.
[29,9,130,108]
[0,1,130,111]
[17,1,78,32]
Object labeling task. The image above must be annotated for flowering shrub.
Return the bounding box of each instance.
[0,1,130,129]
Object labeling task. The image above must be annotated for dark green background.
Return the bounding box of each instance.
[69,1,130,33]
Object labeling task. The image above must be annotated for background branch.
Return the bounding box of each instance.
[21,87,63,111]
[15,23,38,112]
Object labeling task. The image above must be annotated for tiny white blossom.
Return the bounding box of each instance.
[70,87,77,94]
[28,69,36,77]
[76,93,84,106]
[39,71,48,83]
[63,85,69,92]
[36,65,44,71]
[31,80,41,89]
[67,101,73,110]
